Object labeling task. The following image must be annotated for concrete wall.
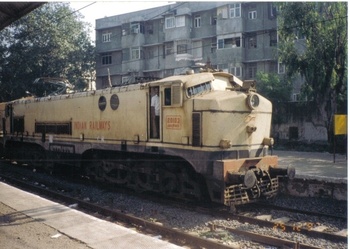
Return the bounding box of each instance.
[274,122,328,142]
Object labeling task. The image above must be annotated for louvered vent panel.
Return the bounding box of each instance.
[192,112,201,147]
[171,85,181,105]
[35,122,72,135]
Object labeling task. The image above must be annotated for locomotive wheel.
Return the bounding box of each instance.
[179,178,201,200]
[100,160,129,185]
[160,171,180,195]
[83,160,104,181]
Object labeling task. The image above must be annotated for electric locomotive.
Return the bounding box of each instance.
[0,70,294,208]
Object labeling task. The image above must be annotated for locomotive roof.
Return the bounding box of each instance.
[149,71,242,88]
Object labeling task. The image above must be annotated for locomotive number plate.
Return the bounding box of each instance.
[166,115,182,129]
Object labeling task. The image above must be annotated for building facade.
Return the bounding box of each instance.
[95,2,330,144]
[95,2,281,89]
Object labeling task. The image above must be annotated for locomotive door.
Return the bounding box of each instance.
[149,86,161,139]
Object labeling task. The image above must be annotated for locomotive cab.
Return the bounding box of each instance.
[142,70,293,207]
[149,70,294,207]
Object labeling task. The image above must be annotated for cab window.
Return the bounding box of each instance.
[164,88,171,106]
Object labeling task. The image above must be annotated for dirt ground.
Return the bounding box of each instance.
[0,202,91,249]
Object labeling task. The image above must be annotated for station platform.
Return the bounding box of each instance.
[274,150,347,183]
[274,150,347,200]
[0,182,183,249]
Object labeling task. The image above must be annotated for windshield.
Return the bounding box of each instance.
[187,81,212,97]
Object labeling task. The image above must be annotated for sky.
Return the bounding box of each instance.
[69,1,173,40]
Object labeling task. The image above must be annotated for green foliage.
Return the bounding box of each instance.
[256,72,293,125]
[277,2,347,127]
[0,3,95,101]
[256,72,292,103]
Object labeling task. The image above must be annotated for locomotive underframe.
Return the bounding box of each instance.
[2,136,288,207]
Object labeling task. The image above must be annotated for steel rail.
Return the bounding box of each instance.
[208,223,323,249]
[213,209,348,243]
[249,202,347,220]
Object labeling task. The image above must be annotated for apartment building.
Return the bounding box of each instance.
[95,2,280,89]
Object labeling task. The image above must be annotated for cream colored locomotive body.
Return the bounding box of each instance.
[1,71,292,207]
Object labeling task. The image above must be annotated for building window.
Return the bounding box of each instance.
[146,23,153,34]
[102,32,111,43]
[292,93,300,102]
[165,42,174,55]
[217,36,241,49]
[210,16,217,25]
[194,15,201,28]
[211,38,217,53]
[247,63,257,78]
[131,23,139,34]
[235,37,241,47]
[231,67,242,77]
[217,39,223,49]
[131,47,142,60]
[176,40,191,54]
[278,62,285,74]
[130,22,144,34]
[248,35,257,49]
[165,16,175,29]
[177,44,188,54]
[230,3,241,18]
[248,11,257,19]
[268,3,277,19]
[165,15,185,29]
[101,53,112,65]
[122,23,129,36]
[176,15,185,27]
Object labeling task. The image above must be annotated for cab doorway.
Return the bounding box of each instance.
[150,86,160,139]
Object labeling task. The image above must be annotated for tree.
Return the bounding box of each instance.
[256,72,293,103]
[256,72,293,124]
[256,72,293,125]
[277,2,347,141]
[0,3,95,101]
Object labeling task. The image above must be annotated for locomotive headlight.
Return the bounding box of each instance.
[246,93,260,110]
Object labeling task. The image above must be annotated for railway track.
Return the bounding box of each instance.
[248,202,347,220]
[0,162,347,249]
